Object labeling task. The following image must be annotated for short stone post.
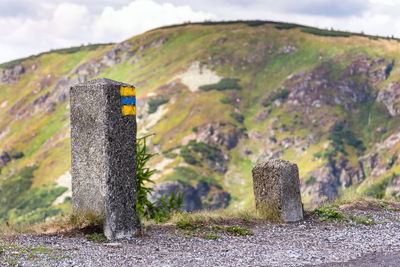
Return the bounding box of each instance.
[70,78,139,240]
[252,159,303,222]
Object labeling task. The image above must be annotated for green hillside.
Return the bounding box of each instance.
[1,21,400,224]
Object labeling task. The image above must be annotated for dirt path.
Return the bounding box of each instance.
[1,205,400,266]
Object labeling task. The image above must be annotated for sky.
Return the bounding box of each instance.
[1,0,400,63]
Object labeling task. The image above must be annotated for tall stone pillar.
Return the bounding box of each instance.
[70,78,139,240]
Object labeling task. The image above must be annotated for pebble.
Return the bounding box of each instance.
[104,242,123,248]
[0,208,399,266]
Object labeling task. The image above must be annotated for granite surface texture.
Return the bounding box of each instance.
[70,78,139,240]
[252,159,303,222]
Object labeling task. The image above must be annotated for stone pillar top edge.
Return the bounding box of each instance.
[72,78,135,88]
[254,159,295,168]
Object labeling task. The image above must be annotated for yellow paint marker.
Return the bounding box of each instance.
[120,86,136,96]
[121,105,136,116]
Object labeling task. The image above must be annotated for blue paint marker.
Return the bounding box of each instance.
[121,97,136,105]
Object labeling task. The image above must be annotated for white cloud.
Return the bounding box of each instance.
[92,0,213,41]
[1,0,400,64]
[202,0,400,38]
[0,0,214,63]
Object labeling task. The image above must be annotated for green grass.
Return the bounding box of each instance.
[0,243,65,266]
[175,217,253,237]
[314,207,346,221]
[359,174,393,199]
[375,201,399,212]
[347,214,375,226]
[176,220,198,231]
[0,166,67,225]
[315,206,375,225]
[86,233,107,243]
[200,234,220,240]
[225,225,253,236]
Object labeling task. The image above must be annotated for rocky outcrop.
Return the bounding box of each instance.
[196,123,240,150]
[149,181,202,212]
[280,45,297,54]
[139,37,168,51]
[286,72,367,111]
[101,42,132,67]
[302,162,340,204]
[257,150,284,162]
[302,158,367,205]
[284,55,390,113]
[74,61,102,77]
[150,180,230,212]
[254,109,271,122]
[196,181,231,210]
[377,82,400,117]
[0,152,11,167]
[347,55,388,86]
[0,65,25,83]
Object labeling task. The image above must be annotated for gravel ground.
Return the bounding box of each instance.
[1,204,400,267]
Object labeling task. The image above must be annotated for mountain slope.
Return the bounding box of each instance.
[1,21,400,224]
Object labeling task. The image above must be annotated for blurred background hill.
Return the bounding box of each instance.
[0,21,400,224]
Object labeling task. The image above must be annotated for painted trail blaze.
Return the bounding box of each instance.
[120,86,136,115]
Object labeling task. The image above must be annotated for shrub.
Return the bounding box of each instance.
[220,97,233,104]
[305,176,317,185]
[275,23,299,30]
[245,21,268,27]
[301,27,352,37]
[148,98,169,114]
[136,136,183,221]
[164,152,178,159]
[328,123,365,156]
[385,60,394,78]
[262,89,290,107]
[10,152,24,160]
[230,112,244,123]
[189,140,223,162]
[179,141,225,168]
[180,146,198,165]
[199,78,241,91]
[314,149,337,160]
[387,154,398,170]
[271,89,290,101]
[136,136,157,218]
